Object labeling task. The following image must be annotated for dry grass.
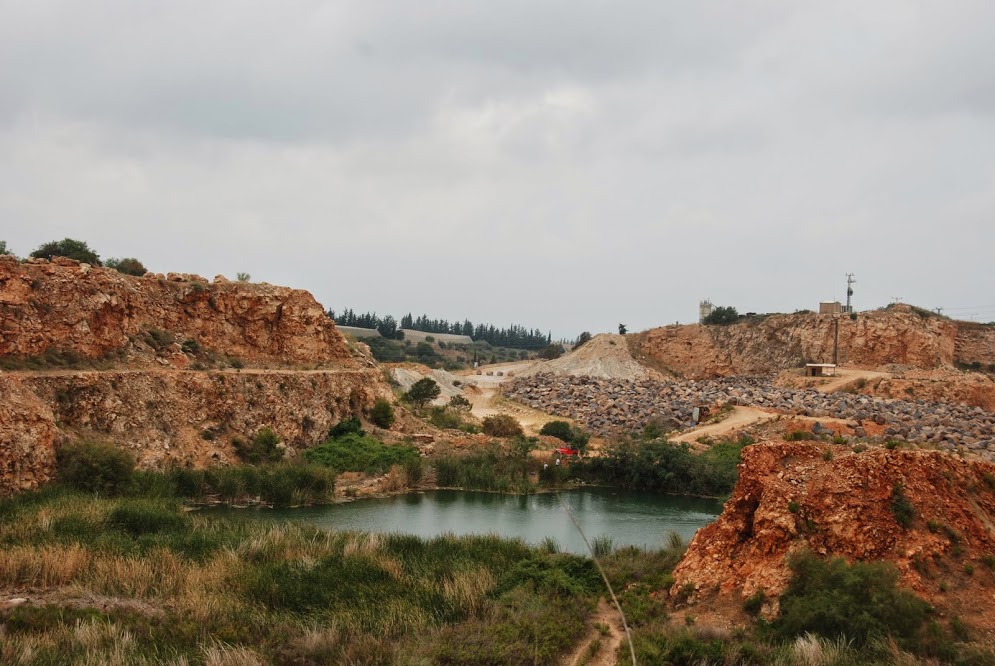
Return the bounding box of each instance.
[0,544,93,587]
[202,643,266,666]
[441,566,495,618]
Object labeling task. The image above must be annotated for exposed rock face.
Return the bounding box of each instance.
[671,443,995,618]
[633,306,994,379]
[0,369,389,494]
[956,323,995,369]
[0,377,58,492]
[0,255,355,367]
[0,255,395,495]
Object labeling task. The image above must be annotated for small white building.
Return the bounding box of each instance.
[698,300,714,324]
[805,363,837,377]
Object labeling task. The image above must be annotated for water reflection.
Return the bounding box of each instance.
[204,488,723,555]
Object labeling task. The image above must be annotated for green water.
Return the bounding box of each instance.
[203,488,723,554]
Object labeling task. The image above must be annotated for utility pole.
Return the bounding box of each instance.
[845,273,856,313]
[833,316,840,365]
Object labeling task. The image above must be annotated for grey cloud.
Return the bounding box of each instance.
[1,1,994,336]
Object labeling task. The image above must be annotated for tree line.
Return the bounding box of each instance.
[328,308,552,350]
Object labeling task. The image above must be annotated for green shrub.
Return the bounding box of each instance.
[447,395,472,412]
[577,438,744,497]
[785,430,815,441]
[328,416,364,438]
[775,550,932,648]
[369,399,395,428]
[703,305,739,325]
[305,433,418,475]
[403,377,441,408]
[258,464,335,507]
[743,590,765,616]
[30,238,102,265]
[891,483,916,529]
[539,420,573,442]
[233,428,284,464]
[105,257,147,276]
[482,414,524,438]
[181,338,201,355]
[56,441,135,496]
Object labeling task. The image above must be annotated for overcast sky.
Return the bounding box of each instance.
[2,1,994,336]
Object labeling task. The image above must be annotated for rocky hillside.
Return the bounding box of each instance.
[0,256,391,495]
[632,306,995,379]
[671,442,995,630]
[0,255,355,368]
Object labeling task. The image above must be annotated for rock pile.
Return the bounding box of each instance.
[505,373,995,456]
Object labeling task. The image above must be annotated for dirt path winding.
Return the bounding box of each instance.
[671,406,777,443]
[559,598,626,666]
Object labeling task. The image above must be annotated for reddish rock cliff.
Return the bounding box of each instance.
[0,255,394,495]
[633,306,995,379]
[0,255,355,367]
[671,442,995,628]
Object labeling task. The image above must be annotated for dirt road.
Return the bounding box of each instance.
[671,406,777,444]
[776,366,891,394]
[457,361,567,435]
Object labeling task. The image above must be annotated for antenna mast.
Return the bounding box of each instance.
[845,273,856,313]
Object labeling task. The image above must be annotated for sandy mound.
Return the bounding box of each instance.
[519,334,661,381]
[390,365,471,406]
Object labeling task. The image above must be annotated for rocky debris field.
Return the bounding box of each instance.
[504,373,995,457]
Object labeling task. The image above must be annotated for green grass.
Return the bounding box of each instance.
[0,489,599,665]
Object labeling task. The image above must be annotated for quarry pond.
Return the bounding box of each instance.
[204,487,724,554]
